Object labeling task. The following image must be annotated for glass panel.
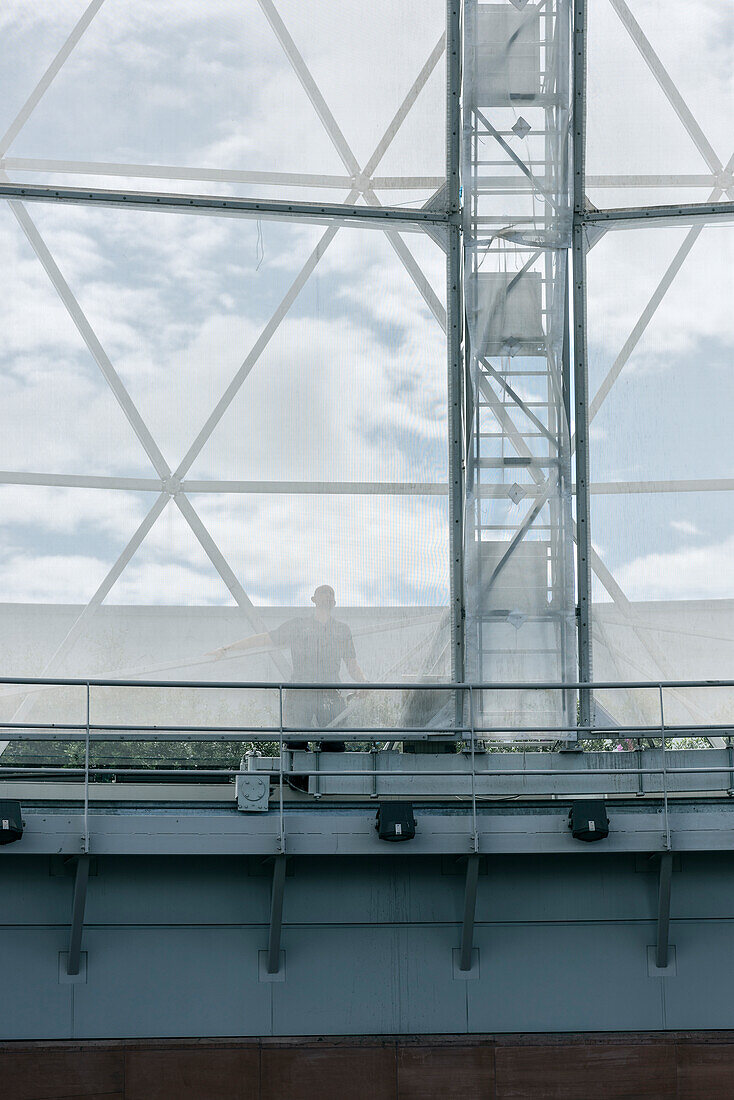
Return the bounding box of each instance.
[1,0,446,207]
[586,0,734,209]
[588,220,734,724]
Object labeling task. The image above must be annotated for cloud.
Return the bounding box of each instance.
[615,534,734,601]
[587,224,734,366]
[0,486,148,538]
[0,553,111,604]
[670,520,702,536]
[586,0,734,204]
[1,0,445,200]
[0,192,450,612]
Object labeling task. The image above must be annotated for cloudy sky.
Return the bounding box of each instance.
[584,0,734,605]
[0,0,450,621]
[1,0,733,676]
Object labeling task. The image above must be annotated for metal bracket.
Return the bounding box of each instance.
[458,853,480,972]
[266,854,287,975]
[656,851,673,969]
[67,854,90,977]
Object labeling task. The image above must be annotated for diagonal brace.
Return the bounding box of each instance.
[656,850,673,969]
[459,853,481,972]
[267,854,287,974]
[67,854,91,976]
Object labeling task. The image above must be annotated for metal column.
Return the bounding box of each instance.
[446,0,465,691]
[572,0,593,730]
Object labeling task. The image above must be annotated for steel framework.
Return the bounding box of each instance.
[0,0,732,737]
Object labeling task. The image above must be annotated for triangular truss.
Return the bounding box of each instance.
[0,0,456,696]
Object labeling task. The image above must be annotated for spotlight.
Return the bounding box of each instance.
[0,800,24,845]
[568,800,609,842]
[376,802,416,842]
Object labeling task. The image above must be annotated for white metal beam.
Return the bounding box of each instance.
[583,150,734,428]
[588,223,703,424]
[256,0,361,177]
[0,0,106,157]
[7,198,172,480]
[255,1,450,330]
[589,479,734,496]
[172,221,342,481]
[361,33,446,183]
[0,472,161,491]
[172,494,290,678]
[172,32,449,481]
[180,480,448,496]
[2,157,446,193]
[608,0,726,180]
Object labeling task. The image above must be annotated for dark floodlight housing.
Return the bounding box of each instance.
[0,800,24,845]
[568,800,609,842]
[376,802,416,842]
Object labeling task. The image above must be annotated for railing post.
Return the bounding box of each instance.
[83,681,90,855]
[370,741,379,799]
[469,686,478,853]
[278,685,285,854]
[313,743,321,800]
[659,683,670,851]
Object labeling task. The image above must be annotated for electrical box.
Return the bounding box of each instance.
[0,800,24,845]
[376,802,416,842]
[236,774,270,813]
[568,800,609,842]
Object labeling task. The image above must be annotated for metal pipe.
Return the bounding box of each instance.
[3,675,734,690]
[4,765,734,779]
[83,683,90,854]
[278,687,285,853]
[660,684,671,850]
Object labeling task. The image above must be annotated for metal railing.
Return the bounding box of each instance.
[2,675,734,854]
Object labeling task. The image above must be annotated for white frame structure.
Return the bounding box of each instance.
[1,0,733,732]
[0,0,465,701]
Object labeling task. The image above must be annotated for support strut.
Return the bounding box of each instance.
[267,854,287,974]
[656,851,673,969]
[459,854,480,972]
[67,854,90,976]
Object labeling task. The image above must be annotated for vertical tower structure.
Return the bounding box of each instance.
[462,0,577,735]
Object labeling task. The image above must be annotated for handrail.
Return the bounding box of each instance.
[2,676,733,857]
[1,676,734,690]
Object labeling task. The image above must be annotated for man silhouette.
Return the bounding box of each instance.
[212,585,367,752]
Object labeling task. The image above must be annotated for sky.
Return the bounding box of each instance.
[0,0,733,684]
[0,0,450,619]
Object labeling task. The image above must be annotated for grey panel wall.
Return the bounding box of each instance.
[3,853,734,1039]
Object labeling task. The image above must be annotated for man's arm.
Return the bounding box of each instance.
[341,626,367,683]
[209,618,296,660]
[345,657,367,683]
[208,632,273,660]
